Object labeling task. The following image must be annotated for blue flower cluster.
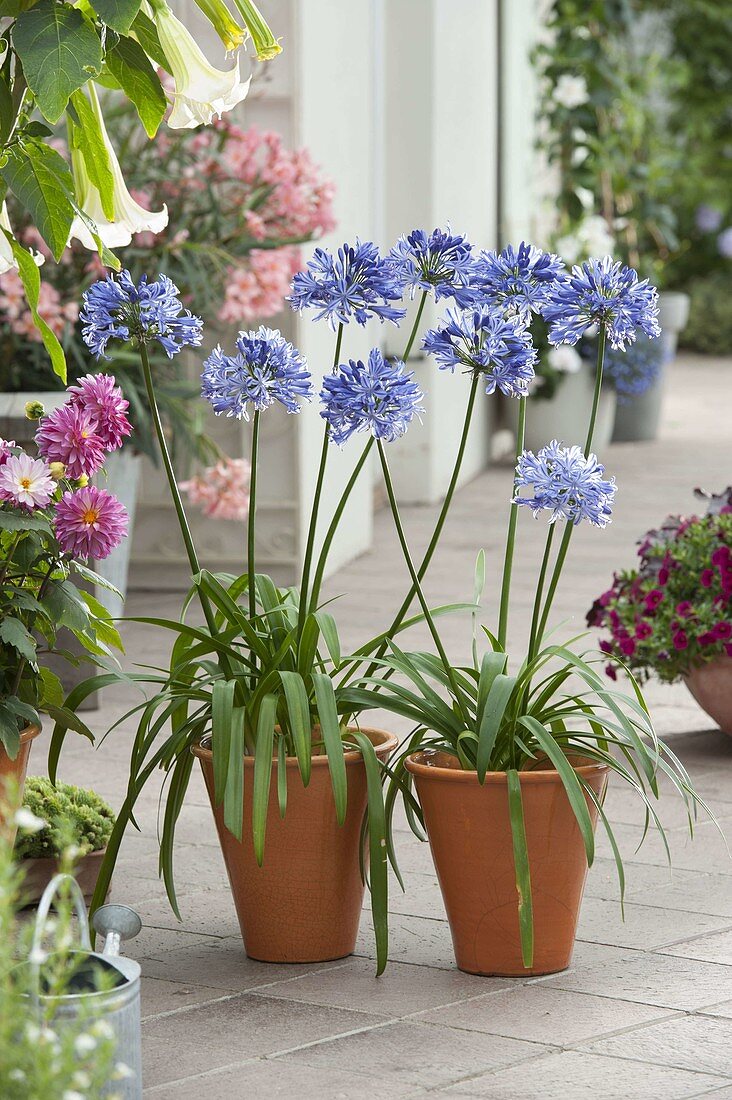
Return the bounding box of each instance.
[513,440,617,528]
[387,228,475,304]
[81,271,203,360]
[201,327,313,420]
[422,306,537,398]
[543,256,660,351]
[471,241,565,320]
[602,331,666,403]
[320,349,424,446]
[288,240,406,330]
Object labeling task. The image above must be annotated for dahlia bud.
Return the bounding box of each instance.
[49,462,66,481]
[25,400,44,420]
[77,474,89,488]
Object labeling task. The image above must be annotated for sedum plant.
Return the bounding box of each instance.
[14,777,115,859]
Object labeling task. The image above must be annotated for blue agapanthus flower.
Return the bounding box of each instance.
[470,241,565,319]
[542,256,660,351]
[422,305,536,398]
[201,327,312,420]
[513,440,616,528]
[288,240,406,330]
[320,348,424,446]
[387,227,475,304]
[80,271,203,360]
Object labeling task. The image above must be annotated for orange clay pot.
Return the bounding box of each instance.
[0,725,41,839]
[685,656,732,735]
[405,750,609,976]
[192,726,398,964]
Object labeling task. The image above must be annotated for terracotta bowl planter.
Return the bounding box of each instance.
[18,846,110,907]
[192,726,398,964]
[0,725,41,836]
[405,750,609,976]
[685,656,732,734]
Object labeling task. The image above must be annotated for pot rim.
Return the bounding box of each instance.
[404,749,610,783]
[19,844,108,865]
[19,724,42,746]
[191,725,399,767]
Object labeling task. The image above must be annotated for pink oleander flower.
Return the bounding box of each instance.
[180,457,250,521]
[35,404,107,480]
[68,373,132,451]
[54,485,128,560]
[0,438,16,466]
[0,452,55,508]
[0,270,76,341]
[218,248,301,325]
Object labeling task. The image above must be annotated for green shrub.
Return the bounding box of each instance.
[681,273,732,356]
[14,779,115,860]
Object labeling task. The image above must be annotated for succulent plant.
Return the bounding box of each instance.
[13,778,115,860]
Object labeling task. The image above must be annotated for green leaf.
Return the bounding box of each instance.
[44,578,89,633]
[0,616,36,661]
[91,0,141,34]
[314,610,341,669]
[350,730,389,975]
[38,665,65,709]
[69,89,114,219]
[0,708,20,758]
[130,9,170,70]
[4,235,66,379]
[13,0,103,123]
[222,702,246,839]
[1,141,74,262]
[252,693,277,865]
[476,673,516,781]
[0,507,51,533]
[507,769,534,969]
[211,678,235,803]
[276,735,287,818]
[0,73,15,144]
[105,33,166,137]
[312,672,347,825]
[279,670,312,786]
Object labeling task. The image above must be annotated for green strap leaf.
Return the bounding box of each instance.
[276,734,287,819]
[279,669,312,786]
[507,768,534,969]
[252,693,277,864]
[13,0,103,123]
[105,33,166,137]
[222,702,246,840]
[476,673,516,782]
[350,730,389,976]
[314,610,341,669]
[312,672,346,825]
[211,678,235,804]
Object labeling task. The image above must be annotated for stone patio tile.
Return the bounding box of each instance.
[354,912,456,970]
[371,870,446,920]
[127,926,219,961]
[545,943,732,1010]
[576,894,730,950]
[144,1058,424,1099]
[441,1050,726,1098]
[260,956,503,1015]
[284,1019,545,1090]
[141,975,230,1019]
[660,928,732,966]
[136,888,241,938]
[414,986,673,1046]
[139,940,346,993]
[621,866,732,919]
[141,993,386,1087]
[592,819,729,873]
[582,1014,732,1078]
[698,1002,732,1020]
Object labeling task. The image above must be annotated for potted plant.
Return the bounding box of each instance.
[588,493,732,734]
[344,254,705,977]
[14,777,115,905]
[0,380,130,834]
[592,330,667,443]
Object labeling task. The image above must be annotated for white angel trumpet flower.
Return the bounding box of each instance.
[0,202,44,273]
[68,87,168,250]
[151,0,251,129]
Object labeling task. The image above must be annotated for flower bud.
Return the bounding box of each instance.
[49,461,66,481]
[25,400,44,420]
[77,474,89,488]
[231,0,282,59]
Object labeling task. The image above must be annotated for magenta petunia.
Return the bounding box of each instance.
[35,404,107,480]
[605,663,617,681]
[68,373,132,451]
[54,485,128,560]
[635,621,653,640]
[700,568,715,588]
[713,621,732,641]
[672,630,688,650]
[644,589,664,612]
[675,601,693,618]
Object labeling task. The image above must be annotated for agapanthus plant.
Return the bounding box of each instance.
[589,504,732,684]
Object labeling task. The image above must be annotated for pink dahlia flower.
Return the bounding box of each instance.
[68,373,132,451]
[54,485,128,560]
[181,457,250,521]
[35,404,107,480]
[0,438,16,466]
[0,452,55,508]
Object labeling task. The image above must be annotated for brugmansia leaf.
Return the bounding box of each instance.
[4,234,66,379]
[1,142,74,262]
[252,693,277,864]
[90,0,142,34]
[13,0,103,123]
[507,768,534,969]
[105,34,166,137]
[129,10,171,70]
[0,616,36,661]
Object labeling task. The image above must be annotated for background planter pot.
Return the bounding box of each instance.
[506,365,617,454]
[19,846,110,906]
[95,448,142,619]
[685,655,732,734]
[405,751,609,976]
[192,727,398,964]
[658,290,690,363]
[0,725,41,835]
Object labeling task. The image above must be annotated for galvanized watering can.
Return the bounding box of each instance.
[26,873,143,1099]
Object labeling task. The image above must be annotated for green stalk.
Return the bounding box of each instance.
[497,395,526,649]
[527,523,556,664]
[378,440,470,725]
[296,323,343,641]
[402,289,428,360]
[247,410,260,625]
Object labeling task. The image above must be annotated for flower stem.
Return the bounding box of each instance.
[296,323,343,641]
[584,327,606,454]
[497,395,526,649]
[402,289,428,360]
[377,440,470,725]
[247,410,260,624]
[527,523,556,663]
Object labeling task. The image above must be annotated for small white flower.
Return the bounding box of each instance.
[69,86,168,250]
[91,1019,115,1040]
[152,0,251,129]
[113,1062,135,1080]
[553,73,589,109]
[72,1071,92,1090]
[28,945,48,967]
[0,453,55,509]
[74,1033,97,1056]
[14,806,47,833]
[548,345,583,374]
[62,1091,85,1100]
[9,1069,25,1082]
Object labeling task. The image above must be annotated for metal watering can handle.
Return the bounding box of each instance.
[28,873,92,1016]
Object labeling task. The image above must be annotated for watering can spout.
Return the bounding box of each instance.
[93,904,142,958]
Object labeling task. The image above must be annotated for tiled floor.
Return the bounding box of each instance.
[41,354,732,1097]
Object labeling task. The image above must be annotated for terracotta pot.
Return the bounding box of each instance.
[18,846,110,907]
[685,656,732,734]
[192,726,398,964]
[405,751,609,976]
[0,725,41,837]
